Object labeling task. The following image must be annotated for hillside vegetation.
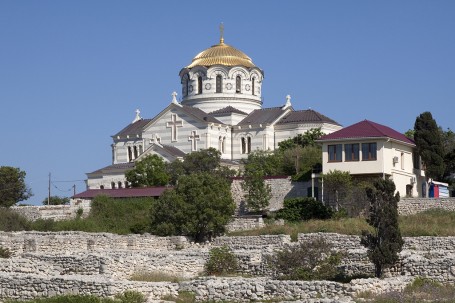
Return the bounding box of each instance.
[2,200,455,238]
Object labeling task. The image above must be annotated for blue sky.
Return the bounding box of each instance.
[1,1,454,205]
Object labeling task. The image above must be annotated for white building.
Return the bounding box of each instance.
[86,33,342,190]
[318,120,426,197]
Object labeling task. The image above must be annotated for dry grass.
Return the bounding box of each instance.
[229,209,455,239]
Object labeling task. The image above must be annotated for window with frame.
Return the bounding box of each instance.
[198,76,203,94]
[236,76,241,93]
[252,77,255,95]
[345,143,359,161]
[216,75,222,93]
[362,143,377,160]
[328,144,342,162]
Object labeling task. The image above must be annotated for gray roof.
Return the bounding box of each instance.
[88,162,135,175]
[276,109,341,126]
[181,105,223,124]
[161,145,186,158]
[237,107,285,126]
[113,119,152,138]
[209,106,248,116]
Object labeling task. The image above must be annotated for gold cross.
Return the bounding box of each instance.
[219,22,224,44]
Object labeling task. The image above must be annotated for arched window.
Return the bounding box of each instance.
[133,146,138,159]
[252,77,255,96]
[111,182,116,189]
[216,75,222,93]
[118,181,122,189]
[241,137,246,154]
[198,76,203,94]
[100,185,104,189]
[127,146,133,162]
[247,137,251,154]
[236,76,241,93]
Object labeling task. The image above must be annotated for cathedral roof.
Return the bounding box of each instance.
[319,120,415,145]
[237,107,286,125]
[276,109,341,126]
[113,119,152,138]
[187,39,256,69]
[209,106,248,116]
[181,105,223,124]
[161,145,186,158]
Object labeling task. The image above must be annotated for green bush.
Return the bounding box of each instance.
[204,245,239,276]
[276,197,333,222]
[114,290,145,303]
[0,207,30,231]
[266,237,343,280]
[0,245,12,258]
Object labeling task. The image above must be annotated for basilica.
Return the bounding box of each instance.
[86,33,342,190]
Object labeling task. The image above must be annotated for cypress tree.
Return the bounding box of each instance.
[414,111,445,180]
[361,178,403,278]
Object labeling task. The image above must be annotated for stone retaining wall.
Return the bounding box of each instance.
[399,198,455,216]
[2,232,455,301]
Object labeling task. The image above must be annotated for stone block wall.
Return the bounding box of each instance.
[399,198,455,216]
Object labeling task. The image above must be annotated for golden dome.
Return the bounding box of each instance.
[187,40,255,69]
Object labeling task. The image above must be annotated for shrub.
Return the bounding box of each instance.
[0,245,12,258]
[266,237,343,280]
[130,270,182,283]
[0,207,30,231]
[114,290,145,303]
[276,197,333,222]
[204,245,239,276]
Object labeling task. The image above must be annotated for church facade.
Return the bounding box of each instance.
[86,34,342,190]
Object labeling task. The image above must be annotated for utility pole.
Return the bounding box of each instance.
[48,172,51,205]
[73,184,76,197]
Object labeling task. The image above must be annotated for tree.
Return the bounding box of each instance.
[150,172,235,242]
[361,178,403,278]
[276,197,333,222]
[321,170,352,210]
[0,166,32,207]
[241,170,272,213]
[282,145,322,177]
[125,154,169,187]
[414,112,445,180]
[42,196,70,205]
[166,148,236,185]
[278,128,324,150]
[242,149,284,176]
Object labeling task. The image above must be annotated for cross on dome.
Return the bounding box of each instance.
[132,109,142,123]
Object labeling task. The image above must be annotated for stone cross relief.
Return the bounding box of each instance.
[166,114,183,142]
[189,130,200,151]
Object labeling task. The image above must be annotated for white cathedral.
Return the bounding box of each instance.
[86,32,342,190]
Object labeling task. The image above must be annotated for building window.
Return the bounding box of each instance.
[401,152,405,170]
[247,137,251,154]
[328,144,342,162]
[236,76,241,93]
[241,137,246,154]
[216,75,222,93]
[133,146,138,159]
[252,77,255,95]
[111,182,116,189]
[197,76,202,94]
[241,137,251,154]
[219,136,226,154]
[125,181,129,188]
[100,185,104,189]
[345,143,359,161]
[362,143,377,161]
[118,181,122,189]
[127,146,133,162]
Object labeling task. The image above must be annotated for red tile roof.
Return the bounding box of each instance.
[319,120,415,145]
[73,187,171,199]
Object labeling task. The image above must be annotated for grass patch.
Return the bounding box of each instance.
[28,196,154,234]
[4,291,145,303]
[230,209,455,238]
[399,209,455,236]
[161,291,196,303]
[130,270,183,283]
[355,277,455,303]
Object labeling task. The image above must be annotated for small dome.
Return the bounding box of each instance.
[187,40,255,68]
